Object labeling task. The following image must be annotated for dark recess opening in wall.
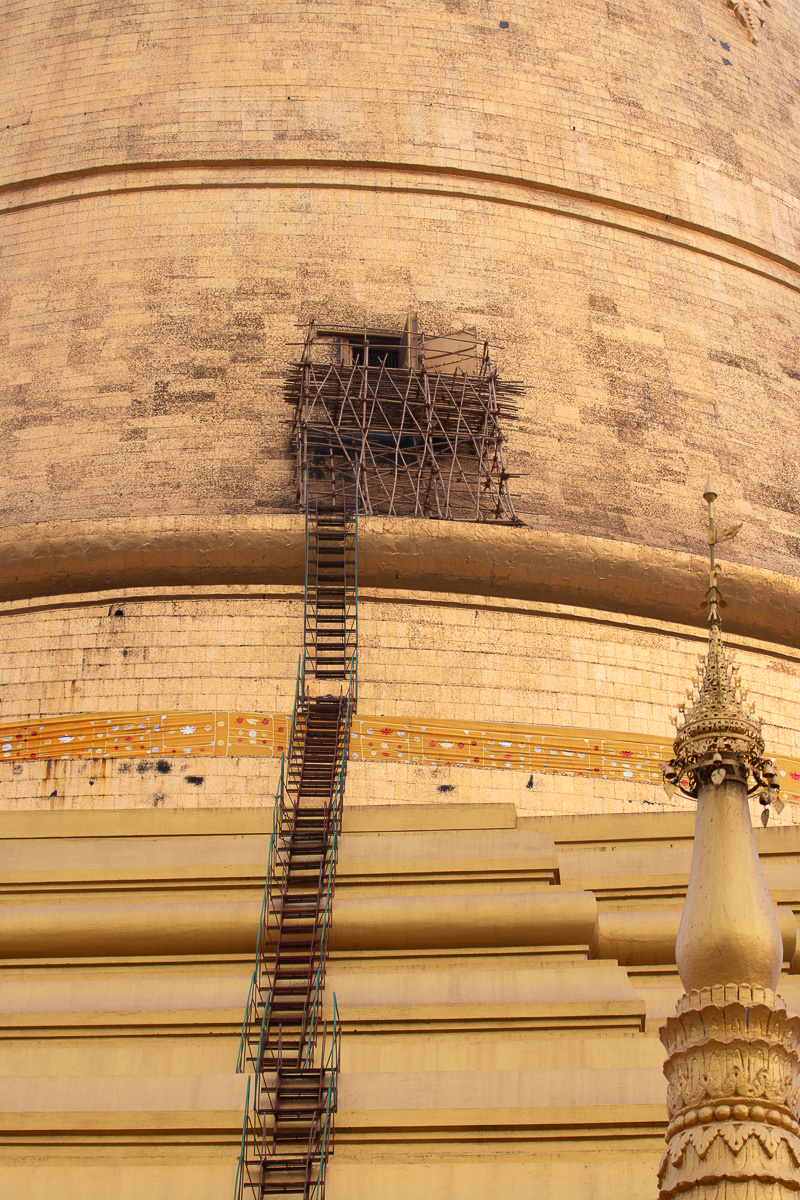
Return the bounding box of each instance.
[185,775,204,786]
[156,760,171,774]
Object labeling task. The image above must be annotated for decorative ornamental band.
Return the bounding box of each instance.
[2,708,800,804]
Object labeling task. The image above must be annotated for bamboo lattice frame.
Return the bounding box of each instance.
[285,323,522,523]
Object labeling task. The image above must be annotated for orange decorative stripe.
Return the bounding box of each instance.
[2,710,800,803]
[0,710,289,762]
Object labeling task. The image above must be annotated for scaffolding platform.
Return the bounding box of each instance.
[285,322,523,524]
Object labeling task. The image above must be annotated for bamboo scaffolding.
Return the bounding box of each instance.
[286,324,522,524]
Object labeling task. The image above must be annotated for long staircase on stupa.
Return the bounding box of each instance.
[234,472,357,1200]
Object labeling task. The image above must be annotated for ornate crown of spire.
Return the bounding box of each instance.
[663,480,781,807]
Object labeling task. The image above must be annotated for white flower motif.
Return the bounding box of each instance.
[440,741,454,749]
[366,728,374,734]
[58,735,74,743]
[183,748,191,754]
[247,718,257,726]
[2,744,11,751]
[248,730,257,738]
[499,740,512,748]
[351,753,359,760]
[112,726,120,732]
[179,726,196,735]
[380,742,389,749]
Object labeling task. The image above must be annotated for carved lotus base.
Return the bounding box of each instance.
[661,1184,798,1199]
[659,986,800,1199]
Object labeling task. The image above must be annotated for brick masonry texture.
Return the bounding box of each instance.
[1,587,798,821]
[3,0,800,254]
[2,1,800,571]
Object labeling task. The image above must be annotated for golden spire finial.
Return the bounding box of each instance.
[662,485,780,813]
[702,476,722,628]
[656,485,798,1200]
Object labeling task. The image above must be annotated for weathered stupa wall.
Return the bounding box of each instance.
[3,0,800,815]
